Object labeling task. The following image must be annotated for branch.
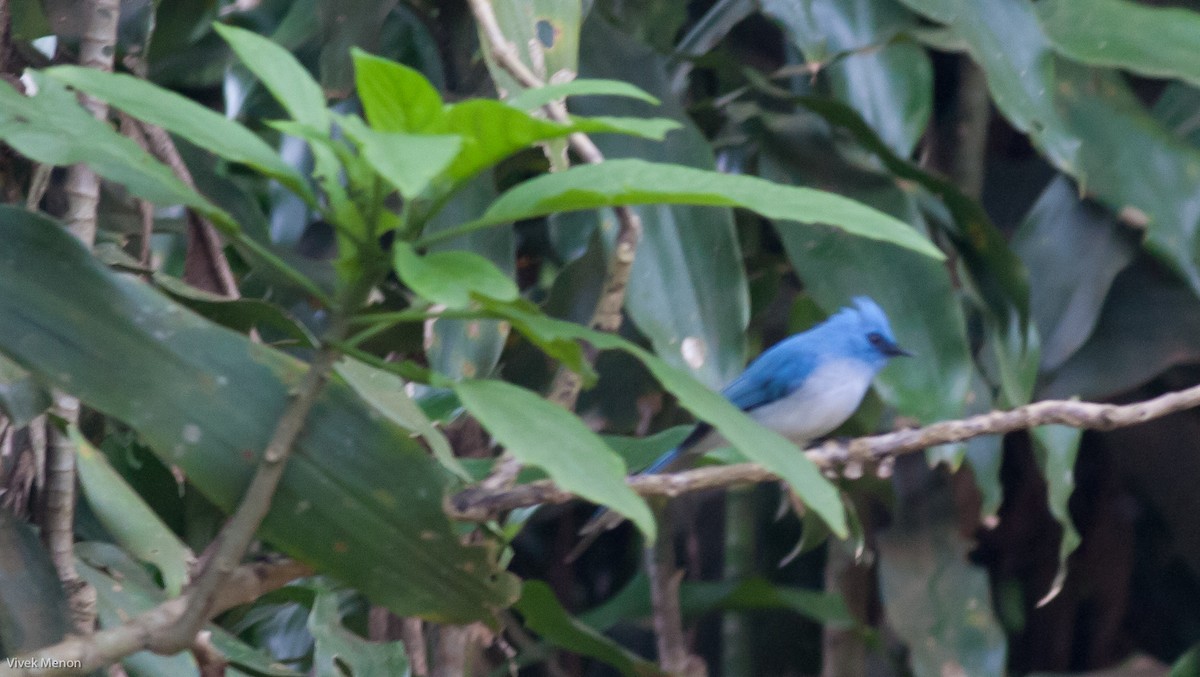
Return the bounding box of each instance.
[0,559,312,677]
[466,0,645,491]
[62,0,119,247]
[450,384,1200,519]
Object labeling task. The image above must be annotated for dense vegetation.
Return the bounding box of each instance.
[2,0,1200,675]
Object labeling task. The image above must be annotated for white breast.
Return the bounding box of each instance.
[747,358,875,444]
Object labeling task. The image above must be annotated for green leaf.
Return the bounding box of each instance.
[153,273,319,348]
[309,584,410,677]
[0,511,71,656]
[0,352,50,427]
[353,48,444,132]
[0,206,517,622]
[215,23,329,130]
[573,18,749,389]
[1029,425,1083,606]
[454,379,656,541]
[73,425,194,596]
[1040,259,1200,400]
[506,78,660,110]
[334,357,467,481]
[422,176,515,381]
[1171,644,1200,677]
[394,241,519,309]
[318,0,400,97]
[515,581,662,677]
[478,0,582,103]
[876,466,1007,677]
[762,0,932,156]
[483,299,848,537]
[0,76,231,226]
[43,66,314,204]
[337,114,462,198]
[1038,0,1200,89]
[1013,177,1137,372]
[441,158,942,260]
[432,100,678,184]
[898,0,1200,296]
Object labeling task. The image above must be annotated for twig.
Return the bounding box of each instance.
[62,0,119,247]
[450,383,1200,520]
[136,119,239,299]
[44,0,120,639]
[644,507,701,675]
[0,559,311,677]
[400,618,429,677]
[465,0,645,491]
[149,341,341,653]
[42,397,96,636]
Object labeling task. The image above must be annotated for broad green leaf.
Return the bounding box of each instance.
[771,92,1029,325]
[1038,0,1200,88]
[1172,644,1200,677]
[152,273,319,348]
[507,78,660,110]
[432,99,678,184]
[337,114,462,198]
[876,464,1006,677]
[0,511,71,656]
[603,427,691,473]
[573,17,749,389]
[899,0,1200,295]
[422,175,515,381]
[43,66,314,204]
[334,357,467,481]
[762,0,933,156]
[515,581,662,677]
[73,425,194,596]
[309,585,410,677]
[0,207,517,622]
[479,0,582,101]
[353,48,444,132]
[77,542,301,677]
[448,158,942,260]
[1013,177,1137,372]
[348,50,678,187]
[0,352,50,427]
[454,379,656,541]
[483,299,848,537]
[215,23,330,130]
[579,573,852,630]
[318,0,400,96]
[394,242,519,309]
[1029,425,1083,606]
[0,76,231,226]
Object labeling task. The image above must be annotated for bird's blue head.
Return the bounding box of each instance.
[820,296,910,370]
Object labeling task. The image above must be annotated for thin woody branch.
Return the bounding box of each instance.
[450,383,1200,520]
[0,559,311,677]
[466,0,645,493]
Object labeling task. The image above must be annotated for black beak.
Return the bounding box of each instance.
[885,343,914,358]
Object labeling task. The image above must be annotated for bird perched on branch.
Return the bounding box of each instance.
[570,296,910,558]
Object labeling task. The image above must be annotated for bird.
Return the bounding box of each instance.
[570,296,910,557]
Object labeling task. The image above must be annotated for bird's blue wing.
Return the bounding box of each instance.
[720,333,820,412]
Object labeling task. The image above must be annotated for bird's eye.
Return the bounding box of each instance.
[867,332,886,348]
